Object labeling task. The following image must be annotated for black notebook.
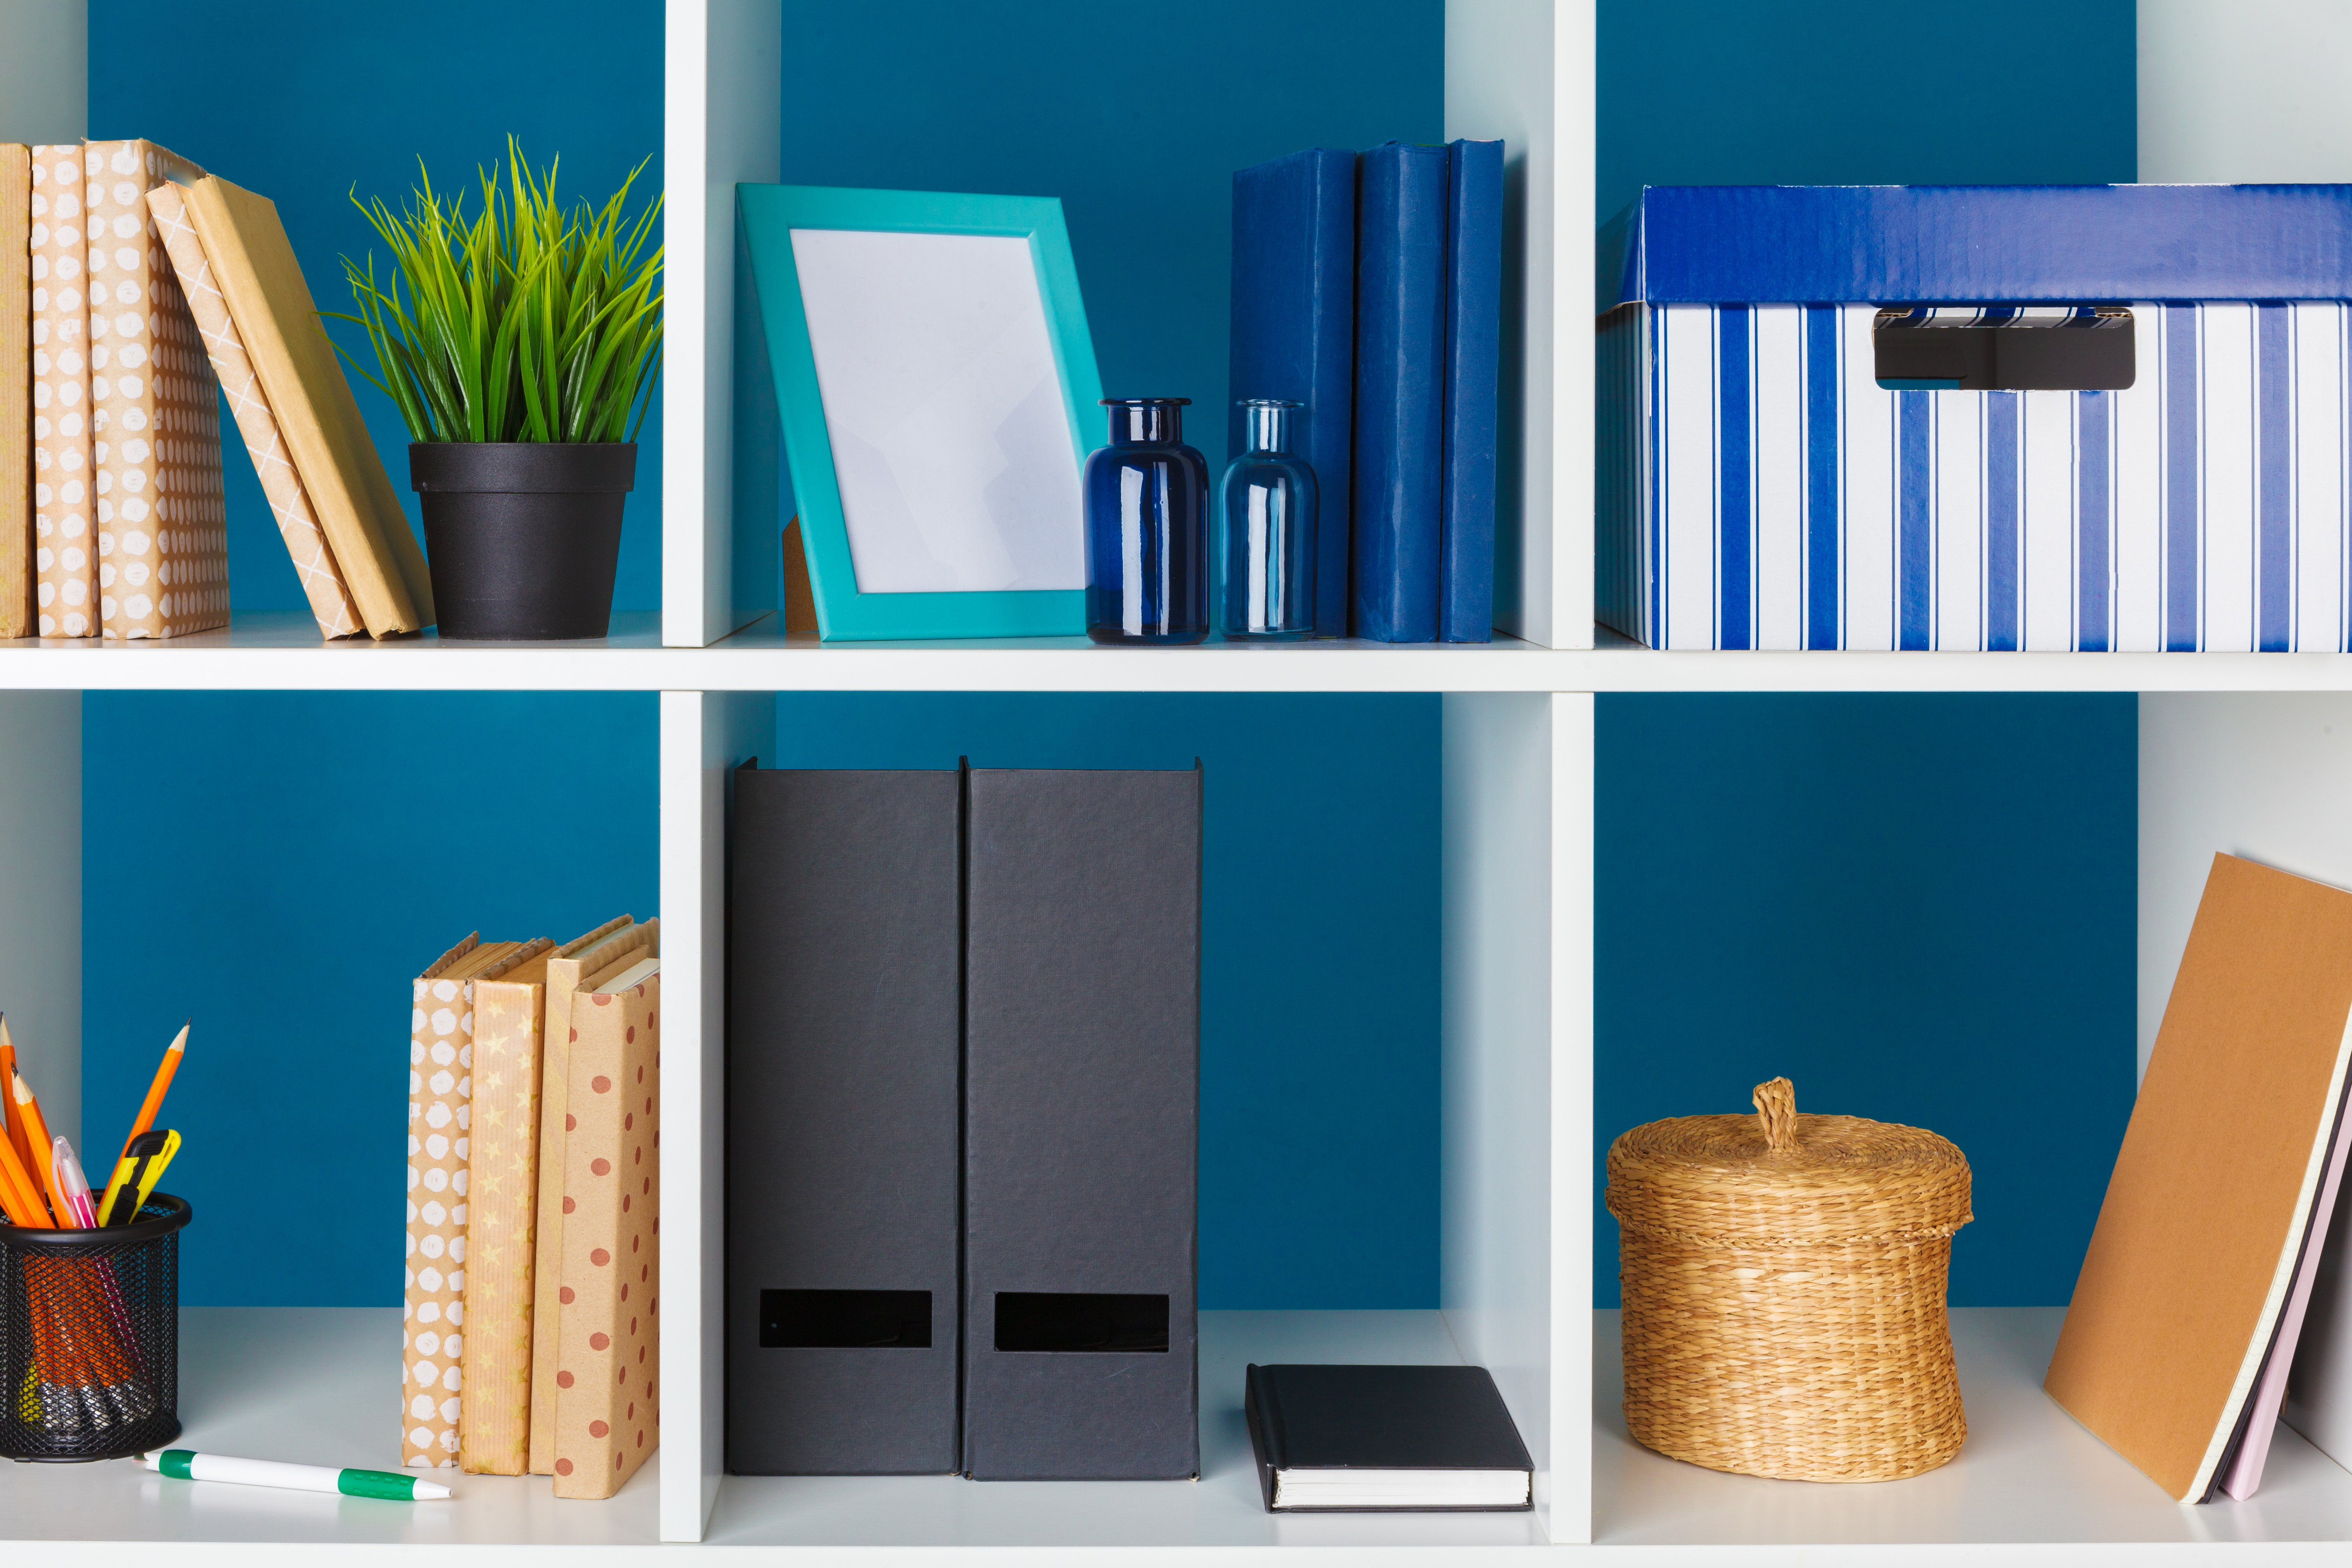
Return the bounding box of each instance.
[1244,1364,1533,1511]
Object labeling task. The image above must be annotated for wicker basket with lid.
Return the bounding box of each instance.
[1607,1077,1973,1483]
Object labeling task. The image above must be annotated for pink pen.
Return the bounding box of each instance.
[55,1133,147,1380]
[52,1136,98,1228]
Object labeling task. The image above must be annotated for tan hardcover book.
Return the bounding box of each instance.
[0,145,29,639]
[146,183,361,638]
[552,957,660,1499]
[528,914,654,1475]
[459,944,556,1475]
[178,175,433,636]
[84,140,226,640]
[2045,853,2352,1501]
[29,144,91,637]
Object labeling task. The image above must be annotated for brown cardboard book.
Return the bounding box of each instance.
[528,914,654,1476]
[85,140,227,640]
[30,145,92,637]
[458,944,556,1476]
[0,144,29,639]
[552,956,660,1499]
[2045,852,2352,1501]
[146,182,361,638]
[178,175,433,636]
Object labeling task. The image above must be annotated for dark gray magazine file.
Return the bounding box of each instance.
[962,767,1201,1480]
[727,767,962,1473]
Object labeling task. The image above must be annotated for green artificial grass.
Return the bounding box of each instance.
[333,137,663,445]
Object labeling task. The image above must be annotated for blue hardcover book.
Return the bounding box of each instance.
[1441,139,1503,643]
[1353,142,1448,643]
[1230,150,1357,638]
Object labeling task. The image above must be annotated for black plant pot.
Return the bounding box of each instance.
[410,442,636,640]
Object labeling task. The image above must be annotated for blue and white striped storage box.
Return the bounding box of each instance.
[1598,186,2352,651]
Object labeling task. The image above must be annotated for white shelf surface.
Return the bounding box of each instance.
[0,612,667,690]
[13,613,2352,695]
[0,1307,658,1560]
[705,1308,1550,1553]
[1594,1307,2352,1560]
[0,1306,1556,1561]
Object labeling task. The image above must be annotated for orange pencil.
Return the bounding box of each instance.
[0,1016,32,1186]
[121,1023,188,1159]
[11,1073,66,1223]
[0,1117,48,1228]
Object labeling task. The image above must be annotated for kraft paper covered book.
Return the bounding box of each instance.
[529,915,654,1477]
[2045,853,2352,1502]
[179,174,433,637]
[403,933,550,1468]
[30,144,91,637]
[458,943,556,1476]
[147,181,360,638]
[83,139,227,640]
[552,957,660,1499]
[0,144,28,639]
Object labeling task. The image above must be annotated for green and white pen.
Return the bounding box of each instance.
[140,1449,451,1501]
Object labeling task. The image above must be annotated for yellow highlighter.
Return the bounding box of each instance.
[101,1129,178,1226]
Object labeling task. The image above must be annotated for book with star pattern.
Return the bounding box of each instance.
[458,942,558,1475]
[403,933,549,1469]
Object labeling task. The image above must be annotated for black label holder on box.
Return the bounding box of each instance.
[1872,304,2134,392]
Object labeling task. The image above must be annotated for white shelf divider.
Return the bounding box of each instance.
[658,690,773,1542]
[0,692,80,1146]
[1445,0,1595,652]
[663,0,782,649]
[0,0,83,145]
[1439,692,1592,1546]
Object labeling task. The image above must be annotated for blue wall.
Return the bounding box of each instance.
[1599,0,2138,218]
[77,0,1454,1310]
[83,693,658,1307]
[75,0,2149,1315]
[1594,696,2139,1307]
[88,0,670,1307]
[769,694,1442,1310]
[774,0,1441,477]
[91,0,665,615]
[1594,0,2141,1307]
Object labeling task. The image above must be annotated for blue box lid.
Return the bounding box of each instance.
[1601,185,2352,311]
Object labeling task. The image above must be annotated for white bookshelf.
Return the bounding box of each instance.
[13,0,2352,1562]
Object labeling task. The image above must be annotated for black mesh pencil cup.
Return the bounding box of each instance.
[0,1194,188,1461]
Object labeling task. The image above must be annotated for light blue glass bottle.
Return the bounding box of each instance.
[1217,399,1317,640]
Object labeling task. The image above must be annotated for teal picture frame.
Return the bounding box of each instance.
[738,184,1104,640]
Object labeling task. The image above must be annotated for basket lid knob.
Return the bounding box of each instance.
[1753,1076,1799,1154]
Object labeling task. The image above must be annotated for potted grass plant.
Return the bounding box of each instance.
[335,138,662,640]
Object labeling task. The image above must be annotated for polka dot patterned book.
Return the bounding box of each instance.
[552,955,660,1500]
[30,140,229,640]
[528,916,657,1479]
[403,932,552,1470]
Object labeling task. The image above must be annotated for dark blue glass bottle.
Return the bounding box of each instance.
[1084,398,1210,645]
